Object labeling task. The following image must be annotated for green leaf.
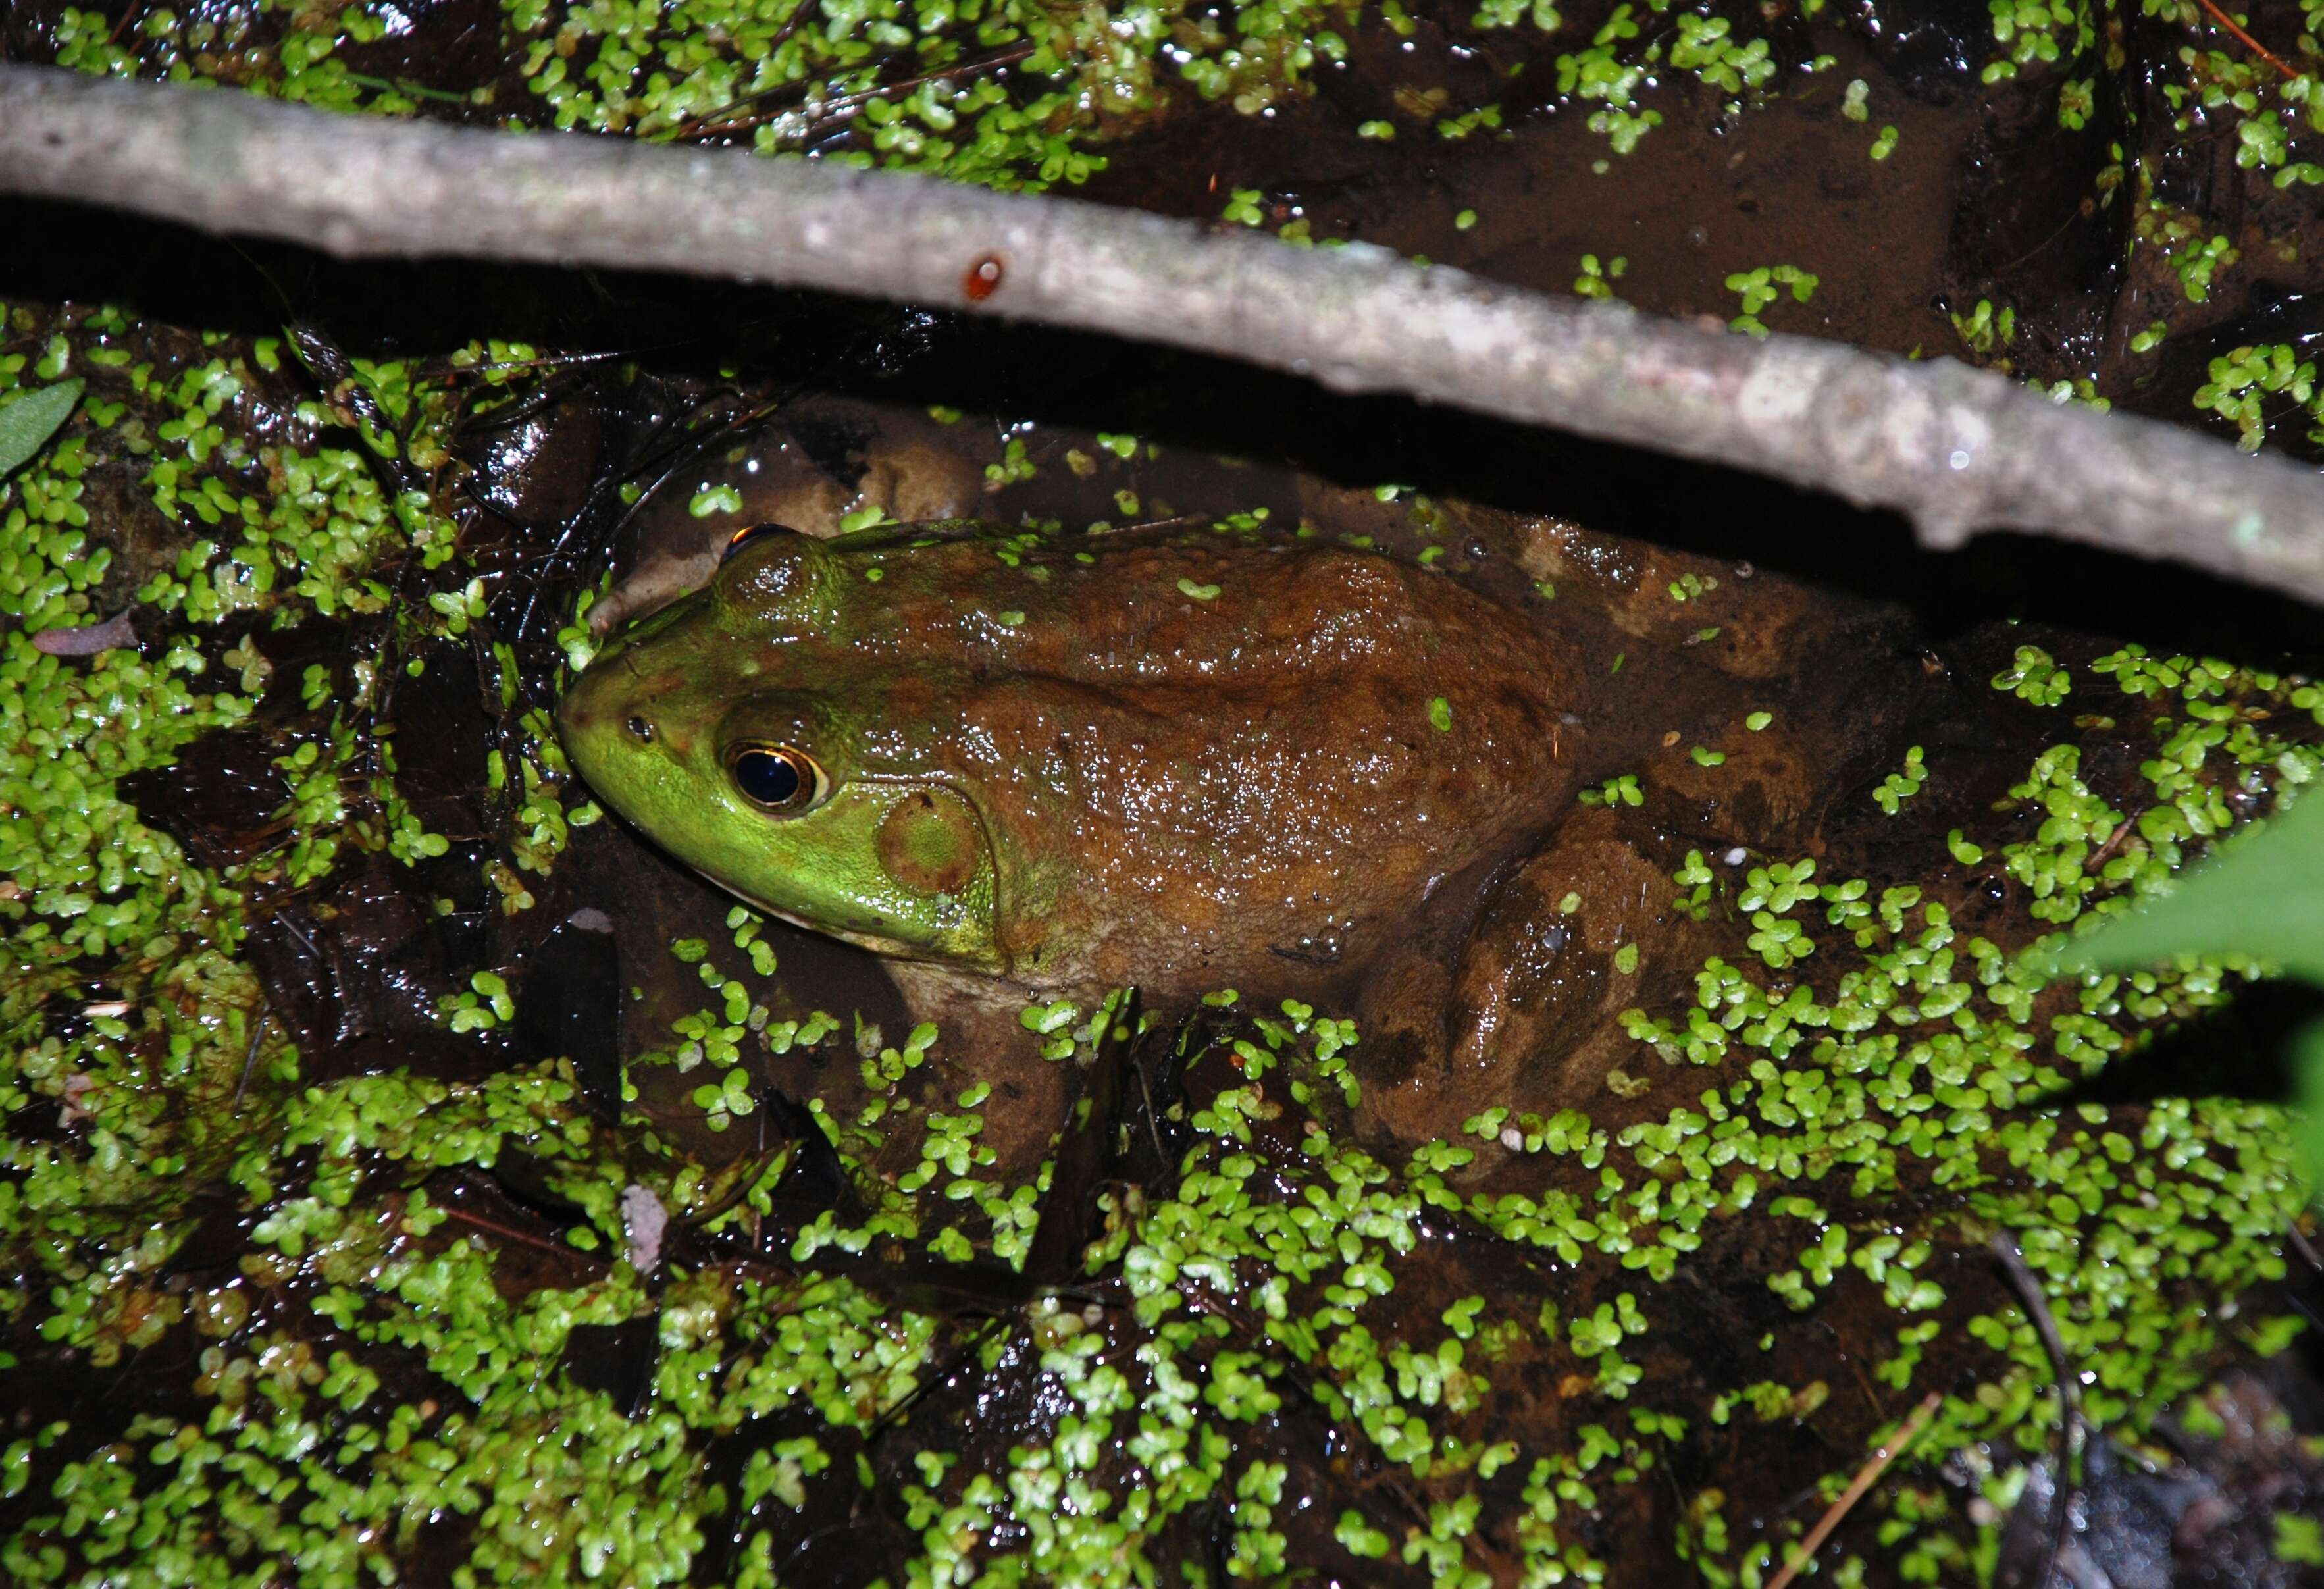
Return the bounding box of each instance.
[2295,1021,2324,1207]
[2065,794,2324,981]
[2066,795,2324,1199]
[2278,1507,2324,1567]
[0,378,86,477]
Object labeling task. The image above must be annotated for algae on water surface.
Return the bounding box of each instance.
[0,296,2318,1585]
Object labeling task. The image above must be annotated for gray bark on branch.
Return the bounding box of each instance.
[1,63,2319,603]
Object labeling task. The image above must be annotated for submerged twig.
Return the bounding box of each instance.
[2289,1219,2322,1274]
[675,46,1035,143]
[2194,0,2301,80]
[231,1005,270,1108]
[1992,1232,2088,1589]
[1765,1389,1944,1589]
[5,65,2324,605]
[438,1200,602,1263]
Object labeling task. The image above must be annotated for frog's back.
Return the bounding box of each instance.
[816,526,1580,987]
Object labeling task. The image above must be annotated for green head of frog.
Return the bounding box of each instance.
[557,523,1004,970]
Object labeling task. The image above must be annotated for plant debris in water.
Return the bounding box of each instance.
[0,276,2319,1586]
[4,0,2324,1580]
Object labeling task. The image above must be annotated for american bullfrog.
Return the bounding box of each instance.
[557,512,1909,1141]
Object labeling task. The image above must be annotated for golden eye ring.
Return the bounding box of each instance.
[720,521,800,566]
[726,742,829,814]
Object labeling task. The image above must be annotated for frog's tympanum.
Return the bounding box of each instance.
[559,515,1892,1141]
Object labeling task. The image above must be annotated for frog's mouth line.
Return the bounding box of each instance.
[714,883,945,966]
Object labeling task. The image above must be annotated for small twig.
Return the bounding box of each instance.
[338,71,475,106]
[669,72,875,144]
[1992,1231,2086,1589]
[659,3,825,140]
[105,4,151,48]
[2194,0,2302,80]
[1990,1233,2082,1434]
[2081,818,2136,877]
[669,49,916,143]
[509,384,793,649]
[436,1201,595,1262]
[7,66,2324,608]
[1127,1052,1170,1170]
[231,1004,270,1108]
[684,47,1035,143]
[274,913,323,960]
[674,1140,790,1229]
[1765,1390,1944,1589]
[861,1316,1010,1441]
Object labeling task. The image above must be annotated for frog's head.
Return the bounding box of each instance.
[557,523,1002,971]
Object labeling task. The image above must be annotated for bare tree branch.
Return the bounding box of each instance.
[2,63,2320,604]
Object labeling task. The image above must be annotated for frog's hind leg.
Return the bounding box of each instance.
[1355,808,1722,1145]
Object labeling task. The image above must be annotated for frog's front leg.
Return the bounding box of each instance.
[881,960,1075,1181]
[1356,808,1722,1144]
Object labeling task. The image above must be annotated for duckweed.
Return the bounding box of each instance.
[1572,253,1626,298]
[1873,744,1927,814]
[2192,342,2324,454]
[2136,176,2242,303]
[5,292,2319,1588]
[1994,644,2071,706]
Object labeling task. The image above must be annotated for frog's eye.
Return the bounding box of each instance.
[727,742,829,815]
[720,521,801,567]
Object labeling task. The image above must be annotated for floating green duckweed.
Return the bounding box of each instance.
[1724,264,1818,339]
[1580,771,1643,806]
[2134,166,2244,304]
[1981,0,2096,84]
[2192,343,2324,454]
[3,300,2319,1588]
[42,0,1364,192]
[41,0,1951,181]
[1872,744,1926,814]
[1994,646,2071,706]
[1572,253,1625,298]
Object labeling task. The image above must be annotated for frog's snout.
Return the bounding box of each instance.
[563,631,689,772]
[552,667,598,744]
[555,658,629,768]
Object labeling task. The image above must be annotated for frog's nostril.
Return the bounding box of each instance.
[626,716,654,743]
